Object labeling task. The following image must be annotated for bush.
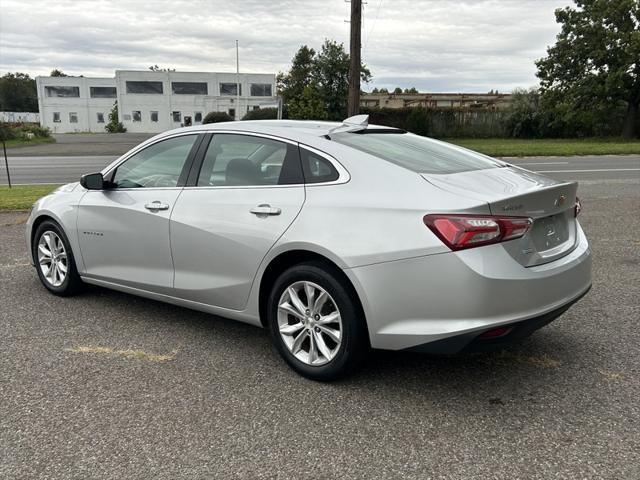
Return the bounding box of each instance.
[242,107,278,121]
[0,122,50,141]
[105,102,126,133]
[0,122,16,141]
[203,111,233,124]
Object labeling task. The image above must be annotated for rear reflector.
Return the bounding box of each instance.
[424,214,532,251]
[479,326,513,339]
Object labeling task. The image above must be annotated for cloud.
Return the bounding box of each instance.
[0,0,570,92]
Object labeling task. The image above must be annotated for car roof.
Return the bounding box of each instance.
[152,119,402,144]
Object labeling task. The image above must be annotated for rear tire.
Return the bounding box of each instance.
[33,220,83,296]
[267,261,367,381]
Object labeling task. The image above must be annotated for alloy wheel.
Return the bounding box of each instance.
[37,231,68,287]
[277,281,343,366]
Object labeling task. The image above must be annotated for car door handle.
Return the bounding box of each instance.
[144,201,170,211]
[250,204,281,216]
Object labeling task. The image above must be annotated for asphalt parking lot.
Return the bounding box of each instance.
[1,178,639,478]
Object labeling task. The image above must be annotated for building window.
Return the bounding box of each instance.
[53,112,61,123]
[45,86,80,98]
[228,108,235,118]
[125,81,163,94]
[194,112,202,123]
[220,83,241,96]
[150,111,159,122]
[90,87,117,98]
[250,83,272,97]
[172,82,208,95]
[132,111,142,122]
[253,106,260,111]
[69,112,78,123]
[172,111,181,122]
[97,112,105,123]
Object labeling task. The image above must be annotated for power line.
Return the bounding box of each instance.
[364,0,383,49]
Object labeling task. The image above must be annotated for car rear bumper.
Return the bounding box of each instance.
[345,223,591,351]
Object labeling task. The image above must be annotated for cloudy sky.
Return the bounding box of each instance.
[0,0,570,92]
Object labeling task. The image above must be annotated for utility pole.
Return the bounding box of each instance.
[235,40,240,121]
[2,139,11,188]
[347,0,363,117]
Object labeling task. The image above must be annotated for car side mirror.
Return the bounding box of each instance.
[80,172,105,190]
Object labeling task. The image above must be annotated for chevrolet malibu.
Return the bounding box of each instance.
[26,116,591,380]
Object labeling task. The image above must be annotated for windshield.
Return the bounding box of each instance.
[330,132,502,174]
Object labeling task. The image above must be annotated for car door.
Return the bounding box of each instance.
[77,133,202,293]
[170,132,305,310]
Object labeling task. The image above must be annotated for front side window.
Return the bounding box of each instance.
[96,112,105,123]
[172,82,208,95]
[45,86,80,97]
[111,135,197,188]
[69,112,78,123]
[330,132,501,174]
[132,111,142,122]
[250,83,272,96]
[150,111,159,122]
[197,134,302,187]
[300,148,339,184]
[220,83,241,96]
[125,81,163,94]
[90,86,117,98]
[53,112,61,122]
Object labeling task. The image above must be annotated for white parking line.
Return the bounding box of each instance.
[537,168,640,173]
[517,162,570,166]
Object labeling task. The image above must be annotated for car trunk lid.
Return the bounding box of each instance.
[421,166,579,267]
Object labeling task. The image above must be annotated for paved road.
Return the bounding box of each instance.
[2,152,640,185]
[1,173,639,478]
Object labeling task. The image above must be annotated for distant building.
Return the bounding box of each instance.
[36,70,278,133]
[360,92,512,110]
[36,76,116,133]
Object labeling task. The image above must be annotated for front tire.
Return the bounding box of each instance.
[33,220,83,296]
[267,262,367,381]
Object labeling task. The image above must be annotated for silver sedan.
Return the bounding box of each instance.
[26,116,592,380]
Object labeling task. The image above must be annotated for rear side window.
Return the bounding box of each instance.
[300,148,339,184]
[197,134,303,186]
[331,132,501,174]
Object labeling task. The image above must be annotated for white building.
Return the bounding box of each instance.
[36,76,117,133]
[36,70,278,134]
[116,70,277,133]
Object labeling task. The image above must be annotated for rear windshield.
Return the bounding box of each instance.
[331,132,502,174]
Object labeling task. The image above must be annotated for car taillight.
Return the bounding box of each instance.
[423,214,532,251]
[575,197,581,217]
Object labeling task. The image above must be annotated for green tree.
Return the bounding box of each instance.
[105,102,126,133]
[393,87,403,94]
[0,73,38,112]
[503,88,543,138]
[379,88,389,94]
[278,40,371,120]
[404,87,419,94]
[277,45,316,107]
[287,85,328,120]
[536,0,640,138]
[50,69,68,77]
[371,87,380,94]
